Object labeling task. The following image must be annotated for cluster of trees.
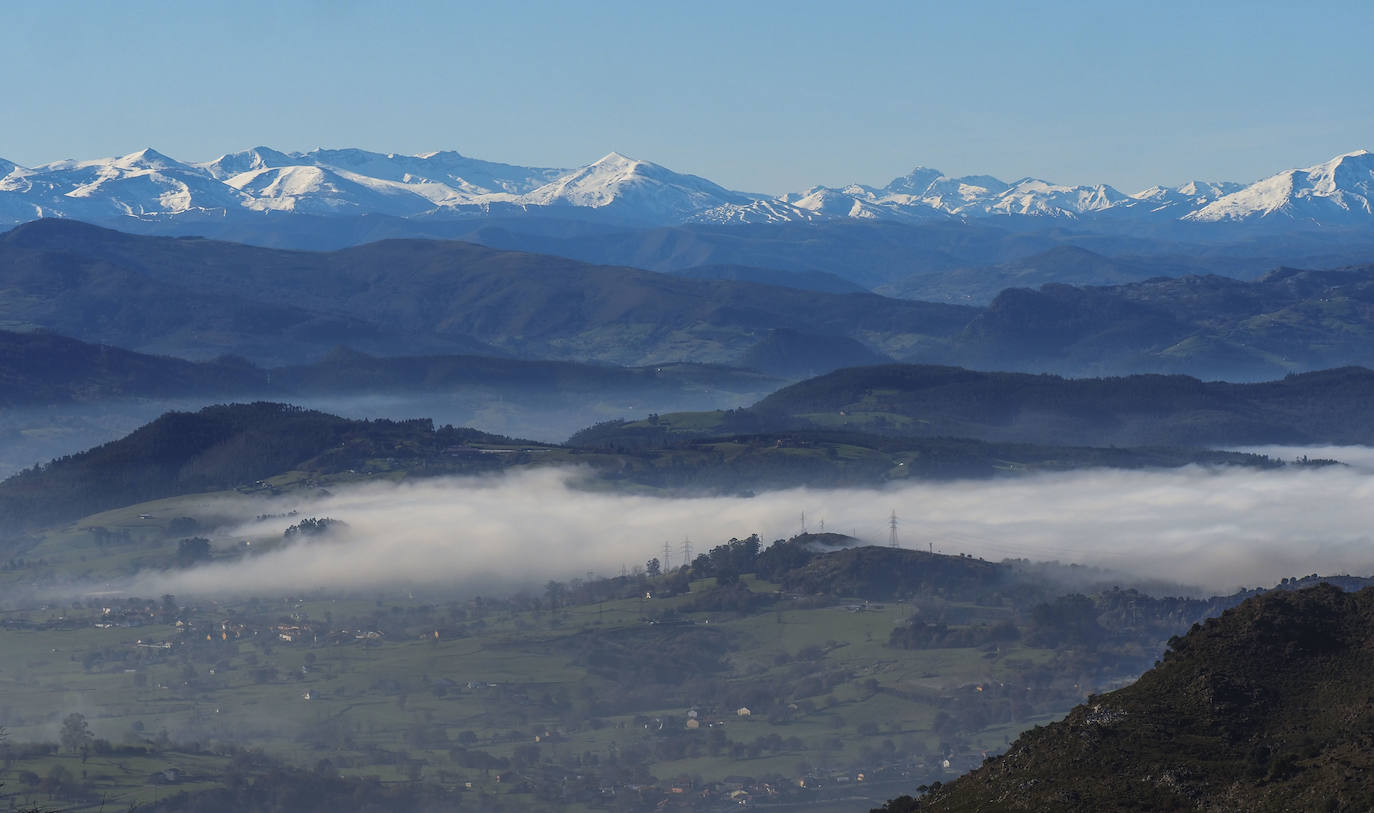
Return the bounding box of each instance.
[686,535,762,584]
[283,517,348,540]
[175,537,212,567]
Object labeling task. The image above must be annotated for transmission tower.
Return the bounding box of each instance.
[681,537,693,566]
[889,510,899,548]
[663,541,672,571]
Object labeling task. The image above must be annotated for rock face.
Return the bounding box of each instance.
[878,583,1374,812]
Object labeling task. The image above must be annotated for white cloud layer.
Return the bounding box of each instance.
[117,452,1374,598]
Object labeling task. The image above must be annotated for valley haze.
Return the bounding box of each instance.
[3,134,1374,811]
[97,459,1374,601]
[10,2,1374,809]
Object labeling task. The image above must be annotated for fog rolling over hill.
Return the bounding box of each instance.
[99,461,1374,601]
[12,149,1374,813]
[0,329,782,477]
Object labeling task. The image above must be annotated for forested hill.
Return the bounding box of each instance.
[0,329,273,405]
[0,403,533,529]
[952,264,1374,378]
[879,583,1374,812]
[753,363,1374,446]
[578,364,1374,449]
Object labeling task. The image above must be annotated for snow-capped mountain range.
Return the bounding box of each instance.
[1,146,1372,228]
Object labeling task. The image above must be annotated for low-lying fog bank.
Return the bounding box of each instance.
[97,450,1374,599]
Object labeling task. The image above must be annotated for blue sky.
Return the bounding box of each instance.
[5,0,1371,193]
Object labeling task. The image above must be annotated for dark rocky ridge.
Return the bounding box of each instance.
[879,583,1374,812]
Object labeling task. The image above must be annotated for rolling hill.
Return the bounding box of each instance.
[0,327,781,408]
[574,364,1374,450]
[10,220,1374,380]
[955,264,1374,378]
[0,403,542,530]
[0,219,971,367]
[0,329,272,405]
[0,329,788,478]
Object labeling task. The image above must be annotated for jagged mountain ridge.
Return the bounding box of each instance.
[1185,150,1374,223]
[3,146,1373,228]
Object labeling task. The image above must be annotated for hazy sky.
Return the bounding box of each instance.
[6,0,1372,193]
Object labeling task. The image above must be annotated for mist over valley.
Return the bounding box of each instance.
[77,458,1374,602]
[8,194,1374,810]
[8,116,1374,813]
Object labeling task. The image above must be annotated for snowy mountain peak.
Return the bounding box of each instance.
[986,179,1115,217]
[1325,149,1371,163]
[5,145,1374,228]
[302,147,391,167]
[1175,180,1241,197]
[415,149,472,163]
[1126,181,1243,218]
[583,152,653,178]
[520,152,752,220]
[1316,150,1374,191]
[113,148,181,170]
[883,166,948,194]
[1185,148,1374,223]
[788,186,887,219]
[199,147,295,180]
